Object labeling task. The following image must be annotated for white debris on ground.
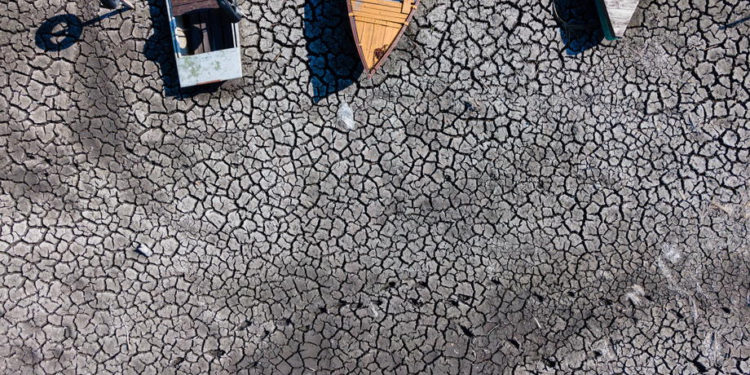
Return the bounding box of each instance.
[135,243,153,257]
[337,101,355,130]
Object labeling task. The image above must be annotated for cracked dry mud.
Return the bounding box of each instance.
[1,0,750,373]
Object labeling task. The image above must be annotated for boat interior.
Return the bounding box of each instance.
[175,11,235,56]
[171,0,237,57]
[350,0,415,69]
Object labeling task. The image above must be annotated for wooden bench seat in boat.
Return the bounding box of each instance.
[172,0,219,17]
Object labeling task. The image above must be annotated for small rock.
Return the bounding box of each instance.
[135,243,152,257]
[337,102,355,130]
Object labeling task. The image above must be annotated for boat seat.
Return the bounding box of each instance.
[183,10,234,55]
[172,0,219,17]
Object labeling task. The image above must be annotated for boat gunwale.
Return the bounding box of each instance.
[347,0,421,77]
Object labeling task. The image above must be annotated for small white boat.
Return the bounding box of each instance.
[164,0,243,87]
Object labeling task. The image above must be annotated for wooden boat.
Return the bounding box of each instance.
[164,0,243,87]
[594,0,640,40]
[347,0,419,76]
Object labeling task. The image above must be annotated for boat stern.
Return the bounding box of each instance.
[175,47,243,88]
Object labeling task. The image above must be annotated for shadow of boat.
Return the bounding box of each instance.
[553,0,603,56]
[304,0,363,103]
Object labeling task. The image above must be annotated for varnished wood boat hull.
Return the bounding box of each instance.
[347,0,419,76]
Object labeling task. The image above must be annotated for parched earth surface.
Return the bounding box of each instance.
[1,0,750,373]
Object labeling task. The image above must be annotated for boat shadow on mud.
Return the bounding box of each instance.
[553,0,604,55]
[304,0,363,103]
[144,0,222,98]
